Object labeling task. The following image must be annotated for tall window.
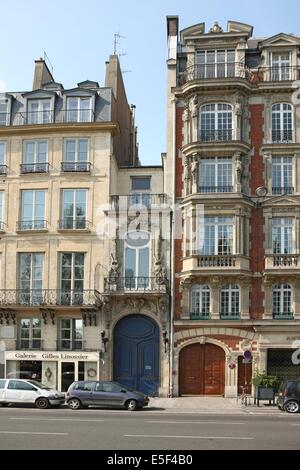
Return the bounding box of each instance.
[220,284,240,318]
[19,253,44,305]
[191,284,210,318]
[196,50,235,79]
[199,157,232,192]
[59,319,83,350]
[130,176,151,208]
[0,192,4,229]
[200,216,234,255]
[66,97,92,122]
[272,284,293,318]
[272,218,294,253]
[19,318,41,349]
[271,52,291,81]
[27,99,51,125]
[0,101,8,126]
[60,253,84,305]
[22,140,48,173]
[63,139,89,172]
[0,142,6,174]
[199,103,232,141]
[61,189,88,229]
[124,231,150,289]
[272,103,293,143]
[20,190,46,230]
[272,157,293,194]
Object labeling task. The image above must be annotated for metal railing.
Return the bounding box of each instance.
[56,339,86,351]
[0,165,7,175]
[0,109,95,126]
[178,63,251,85]
[16,339,44,350]
[271,130,294,143]
[20,162,49,174]
[61,161,91,172]
[199,129,233,142]
[104,276,169,293]
[58,219,91,230]
[198,255,236,268]
[272,186,294,195]
[220,312,240,320]
[0,289,100,306]
[17,219,47,231]
[190,311,211,320]
[271,254,298,267]
[273,311,294,320]
[198,185,233,193]
[257,66,300,82]
[109,194,170,210]
[0,221,6,232]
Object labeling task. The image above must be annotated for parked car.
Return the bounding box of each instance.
[66,381,149,411]
[0,378,65,409]
[277,379,300,413]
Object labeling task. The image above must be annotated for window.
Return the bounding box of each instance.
[63,139,89,172]
[0,101,8,126]
[20,190,46,230]
[272,218,294,254]
[272,157,293,194]
[124,231,150,289]
[0,379,6,389]
[66,97,92,122]
[27,99,51,125]
[199,103,232,141]
[272,284,293,318]
[196,49,235,79]
[19,253,44,305]
[131,177,151,208]
[131,177,151,191]
[60,253,84,305]
[7,380,37,390]
[22,141,48,173]
[220,284,240,318]
[199,157,232,192]
[271,103,293,143]
[200,216,234,255]
[0,192,4,227]
[61,189,88,229]
[271,52,291,81]
[74,382,94,391]
[59,319,83,350]
[19,318,42,349]
[0,142,6,173]
[96,382,123,393]
[191,285,210,318]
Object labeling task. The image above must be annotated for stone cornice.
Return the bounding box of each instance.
[0,122,119,137]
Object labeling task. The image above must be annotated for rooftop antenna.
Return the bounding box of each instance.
[43,51,54,76]
[113,32,126,55]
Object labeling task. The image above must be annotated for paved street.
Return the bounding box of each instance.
[0,405,299,450]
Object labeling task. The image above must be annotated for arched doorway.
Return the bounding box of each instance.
[179,343,225,396]
[113,315,160,396]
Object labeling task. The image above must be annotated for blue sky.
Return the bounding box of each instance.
[1,0,299,165]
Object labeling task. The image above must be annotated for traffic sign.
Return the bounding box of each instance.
[243,350,252,360]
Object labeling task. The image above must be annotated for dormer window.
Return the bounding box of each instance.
[66,97,92,122]
[196,49,235,79]
[27,99,52,125]
[0,101,9,126]
[271,52,291,81]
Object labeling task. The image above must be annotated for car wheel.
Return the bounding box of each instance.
[67,398,82,410]
[126,399,138,411]
[35,397,49,409]
[284,400,299,413]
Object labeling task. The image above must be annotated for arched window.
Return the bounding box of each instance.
[124,231,150,290]
[190,284,210,319]
[272,284,293,319]
[199,103,232,142]
[271,103,293,143]
[220,284,240,318]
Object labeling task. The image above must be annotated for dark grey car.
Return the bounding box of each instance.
[66,381,150,411]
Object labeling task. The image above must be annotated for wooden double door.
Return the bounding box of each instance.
[179,343,225,396]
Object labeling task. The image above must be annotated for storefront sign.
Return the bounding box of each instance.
[5,351,100,361]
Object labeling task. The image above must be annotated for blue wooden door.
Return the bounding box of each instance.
[113,315,159,396]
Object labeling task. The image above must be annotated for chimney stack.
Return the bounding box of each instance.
[32,58,54,91]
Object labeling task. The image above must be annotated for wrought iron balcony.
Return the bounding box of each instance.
[256,66,300,82]
[0,289,101,307]
[190,311,211,320]
[272,186,294,195]
[266,254,299,268]
[16,339,44,350]
[104,276,169,293]
[0,109,95,127]
[58,219,91,230]
[198,185,233,193]
[273,311,294,320]
[0,221,6,232]
[20,163,49,174]
[56,339,86,351]
[271,130,294,143]
[17,219,48,231]
[61,161,91,172]
[199,129,233,142]
[198,255,236,268]
[0,164,7,175]
[220,312,240,320]
[109,194,170,210]
[178,63,251,85]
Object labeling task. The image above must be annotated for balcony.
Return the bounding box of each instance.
[183,255,250,273]
[198,185,233,193]
[199,129,233,142]
[265,254,299,271]
[17,219,48,231]
[178,63,251,86]
[272,186,294,195]
[220,312,240,320]
[271,130,294,144]
[0,109,95,127]
[20,163,49,174]
[61,161,91,173]
[109,194,169,211]
[104,276,169,294]
[16,339,44,350]
[56,339,86,351]
[0,164,7,175]
[0,289,101,307]
[58,219,91,231]
[273,311,294,320]
[256,66,300,82]
[190,312,210,320]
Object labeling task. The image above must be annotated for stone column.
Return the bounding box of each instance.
[210,278,220,320]
[191,153,199,194]
[182,105,190,145]
[180,278,192,320]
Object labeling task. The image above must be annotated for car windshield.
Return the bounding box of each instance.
[27,380,52,390]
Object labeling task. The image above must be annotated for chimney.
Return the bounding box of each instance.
[167,16,179,60]
[32,58,54,91]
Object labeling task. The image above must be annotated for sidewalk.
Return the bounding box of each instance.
[148,396,281,414]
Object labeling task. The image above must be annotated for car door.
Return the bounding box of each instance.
[0,379,6,401]
[74,382,95,405]
[4,380,38,403]
[101,382,126,407]
[295,381,300,400]
[92,382,110,406]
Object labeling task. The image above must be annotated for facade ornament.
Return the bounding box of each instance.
[184,155,191,195]
[125,297,145,313]
[182,105,190,122]
[235,152,243,185]
[235,100,242,116]
[191,154,198,185]
[189,94,198,118]
[157,297,168,317]
[154,254,167,286]
[108,253,121,283]
[209,21,223,33]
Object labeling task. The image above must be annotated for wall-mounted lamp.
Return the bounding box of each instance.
[101,330,109,353]
[162,330,169,353]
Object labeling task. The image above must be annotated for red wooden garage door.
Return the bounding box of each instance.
[179,343,225,395]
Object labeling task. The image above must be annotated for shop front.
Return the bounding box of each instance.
[5,351,100,392]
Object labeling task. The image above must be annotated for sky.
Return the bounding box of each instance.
[0,0,299,165]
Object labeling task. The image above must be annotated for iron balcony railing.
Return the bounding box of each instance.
[61,161,91,172]
[273,311,294,320]
[109,194,170,210]
[0,109,96,127]
[198,185,233,193]
[271,130,294,143]
[0,165,7,175]
[17,219,48,231]
[198,255,236,268]
[58,219,91,230]
[272,186,294,195]
[20,162,49,174]
[178,62,251,85]
[271,254,298,267]
[257,66,300,82]
[16,339,44,350]
[220,312,240,320]
[199,129,233,142]
[190,311,211,320]
[104,276,169,293]
[0,289,100,307]
[56,339,86,351]
[0,221,6,232]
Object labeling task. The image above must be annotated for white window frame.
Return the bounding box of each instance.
[19,253,44,304]
[220,284,240,317]
[271,103,294,143]
[271,156,293,194]
[0,100,9,126]
[60,252,85,305]
[66,97,92,122]
[27,99,52,125]
[271,52,291,80]
[198,157,232,192]
[61,189,88,229]
[272,284,293,316]
[200,216,234,255]
[196,49,235,79]
[20,189,46,230]
[272,217,295,254]
[199,103,233,141]
[0,141,6,167]
[0,191,4,224]
[190,284,211,317]
[124,231,151,290]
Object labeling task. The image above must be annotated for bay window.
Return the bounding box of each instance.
[200,216,234,255]
[199,103,233,141]
[199,157,232,192]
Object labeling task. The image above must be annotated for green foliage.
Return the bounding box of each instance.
[251,370,279,388]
